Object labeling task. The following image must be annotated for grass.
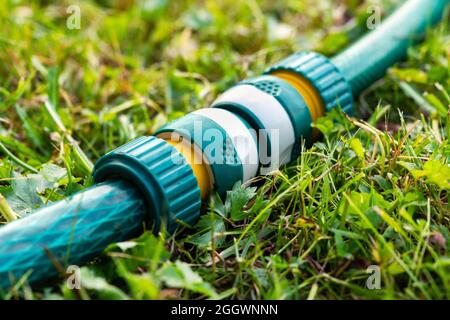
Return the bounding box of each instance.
[0,0,449,299]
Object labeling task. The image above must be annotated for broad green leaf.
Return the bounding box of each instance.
[226,182,257,221]
[411,160,450,190]
[80,268,129,300]
[159,261,217,298]
[5,164,67,216]
[108,232,170,272]
[120,270,160,300]
[313,117,334,137]
[185,212,226,247]
[390,68,428,84]
[339,191,387,227]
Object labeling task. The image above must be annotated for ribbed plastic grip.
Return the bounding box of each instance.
[332,0,448,96]
[93,136,202,233]
[240,75,313,154]
[0,180,146,289]
[265,51,354,115]
[156,111,257,196]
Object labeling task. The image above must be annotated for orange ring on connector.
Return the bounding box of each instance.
[270,70,325,121]
[166,138,213,200]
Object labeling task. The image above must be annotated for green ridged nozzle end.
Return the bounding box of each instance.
[265,51,354,115]
[93,136,202,233]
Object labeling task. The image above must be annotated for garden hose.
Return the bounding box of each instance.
[332,0,448,95]
[0,0,447,289]
[0,180,146,287]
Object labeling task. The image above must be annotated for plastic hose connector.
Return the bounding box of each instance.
[156,109,259,196]
[212,75,312,164]
[265,51,354,115]
[241,75,313,156]
[93,136,201,233]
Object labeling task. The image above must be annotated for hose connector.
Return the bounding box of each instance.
[156,109,259,197]
[212,75,312,168]
[265,51,354,116]
[93,136,201,233]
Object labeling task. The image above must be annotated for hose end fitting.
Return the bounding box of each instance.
[93,136,201,233]
[265,51,354,116]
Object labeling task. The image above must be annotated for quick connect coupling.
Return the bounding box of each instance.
[265,51,354,117]
[92,136,202,233]
[212,75,312,173]
[155,108,259,197]
[92,51,355,231]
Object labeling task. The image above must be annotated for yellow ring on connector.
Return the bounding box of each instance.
[270,70,325,121]
[166,139,213,200]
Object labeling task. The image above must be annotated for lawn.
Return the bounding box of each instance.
[0,0,449,299]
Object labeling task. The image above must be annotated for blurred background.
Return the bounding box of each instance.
[0,0,404,163]
[0,0,449,299]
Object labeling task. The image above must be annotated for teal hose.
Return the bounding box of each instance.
[0,180,146,289]
[0,0,447,290]
[332,0,449,96]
